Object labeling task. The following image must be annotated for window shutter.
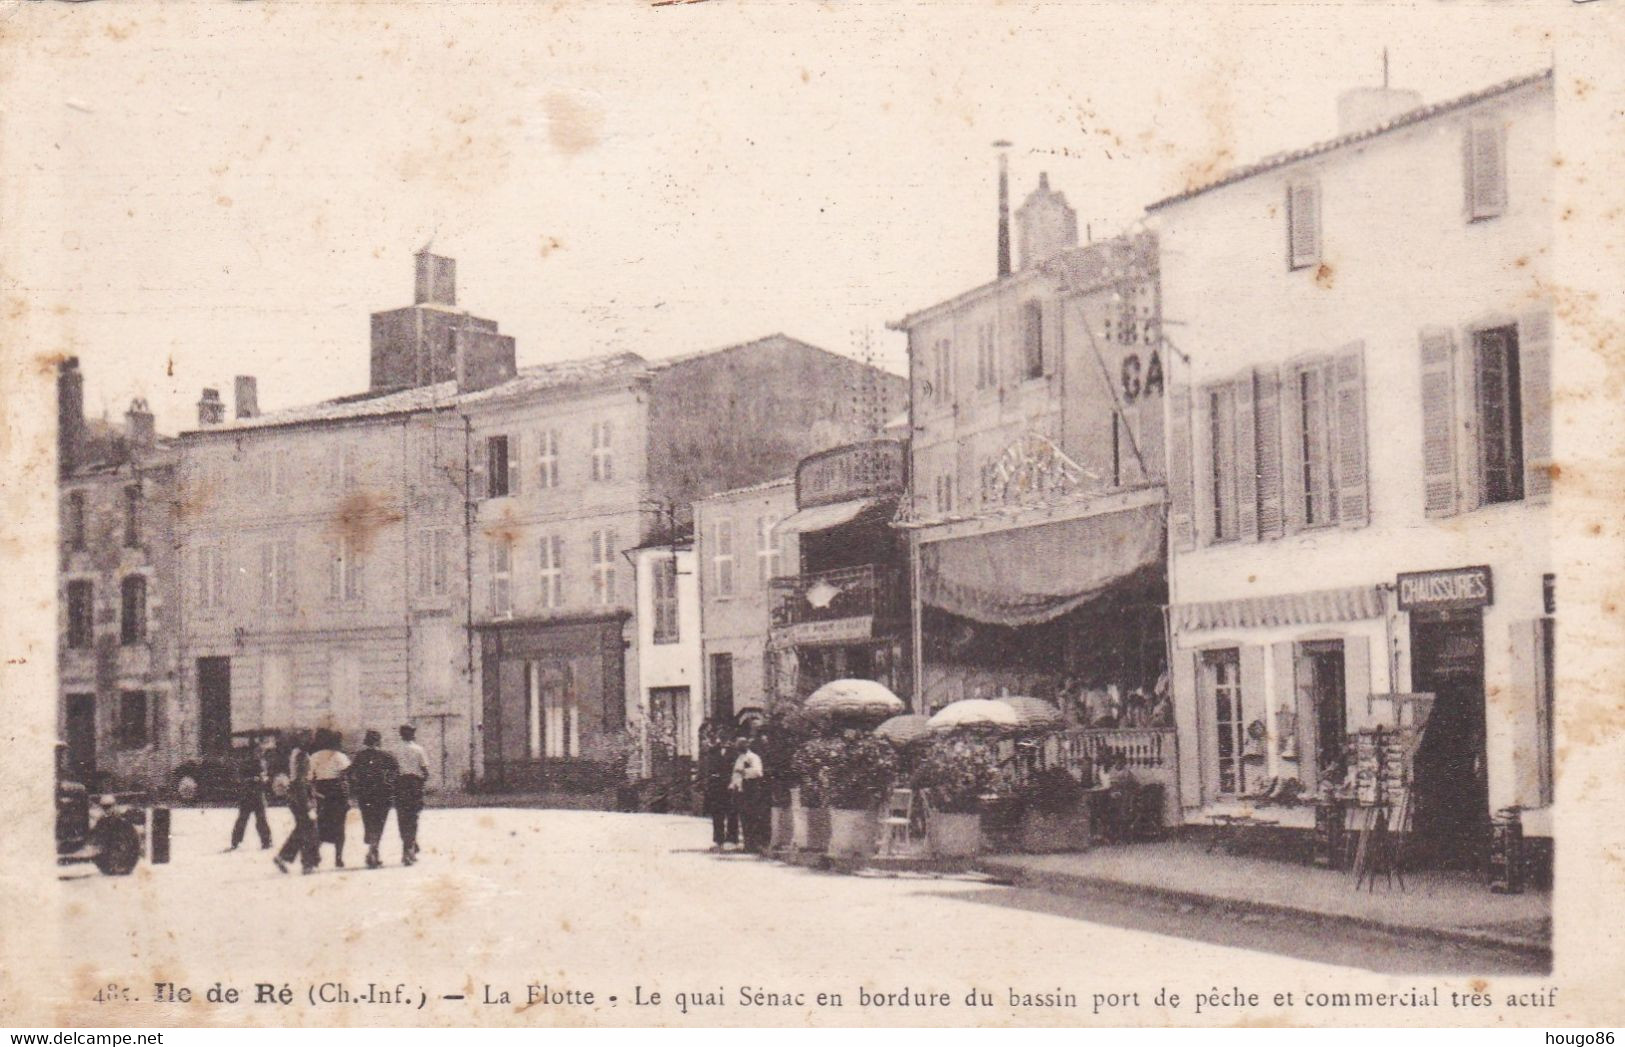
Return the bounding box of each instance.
[1254,366,1284,539]
[1280,364,1307,533]
[1342,632,1371,752]
[1288,182,1320,269]
[1170,382,1196,549]
[1189,386,1212,546]
[1233,373,1259,542]
[1467,120,1507,220]
[1419,327,1459,517]
[1519,308,1553,499]
[1273,641,1314,787]
[1174,650,1203,806]
[1507,619,1543,809]
[508,433,523,496]
[1332,342,1370,528]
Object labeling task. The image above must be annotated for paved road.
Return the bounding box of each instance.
[42,807,1529,1026]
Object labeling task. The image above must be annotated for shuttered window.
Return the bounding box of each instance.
[1021,301,1044,379]
[1201,648,1246,796]
[652,556,679,644]
[121,575,147,645]
[1465,118,1507,222]
[1331,344,1370,527]
[490,540,512,616]
[1419,328,1459,516]
[1474,325,1525,505]
[1166,383,1195,551]
[591,529,617,606]
[538,534,563,609]
[1254,367,1285,539]
[1233,373,1259,542]
[1286,180,1321,271]
[712,518,735,598]
[1205,384,1239,541]
[486,436,510,498]
[1519,310,1553,499]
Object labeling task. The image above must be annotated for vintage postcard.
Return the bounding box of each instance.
[1,0,1622,1031]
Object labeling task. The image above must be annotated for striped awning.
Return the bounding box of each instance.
[1172,585,1385,632]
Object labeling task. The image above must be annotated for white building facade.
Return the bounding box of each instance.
[1148,72,1555,862]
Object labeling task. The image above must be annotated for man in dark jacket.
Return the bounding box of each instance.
[273,735,318,875]
[350,729,399,870]
[700,726,738,852]
[227,738,273,851]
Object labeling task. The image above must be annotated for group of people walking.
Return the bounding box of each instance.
[227,724,430,875]
[700,724,768,853]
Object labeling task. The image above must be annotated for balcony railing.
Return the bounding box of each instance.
[769,564,905,629]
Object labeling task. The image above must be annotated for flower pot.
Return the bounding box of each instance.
[827,807,881,859]
[770,806,793,850]
[928,810,983,857]
[803,807,831,852]
[1020,808,1092,853]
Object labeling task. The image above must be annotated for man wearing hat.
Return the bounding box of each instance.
[395,723,430,865]
[350,729,399,870]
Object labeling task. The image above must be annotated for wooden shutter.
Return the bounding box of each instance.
[1466,119,1507,220]
[1287,181,1320,269]
[1239,644,1265,737]
[1332,342,1370,528]
[1166,382,1196,552]
[1419,327,1459,517]
[1507,619,1543,809]
[1270,642,1309,786]
[1174,649,1204,806]
[1342,634,1371,760]
[1233,373,1259,542]
[1190,387,1213,546]
[1254,366,1284,540]
[1519,308,1553,499]
[1280,363,1306,532]
[508,433,523,496]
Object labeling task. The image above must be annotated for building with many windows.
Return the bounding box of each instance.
[57,358,181,789]
[1147,71,1555,864]
[891,169,1168,717]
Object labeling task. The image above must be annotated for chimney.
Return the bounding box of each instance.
[1015,172,1080,270]
[125,398,156,451]
[995,141,1012,279]
[414,250,457,307]
[57,356,84,478]
[233,375,259,419]
[197,388,225,427]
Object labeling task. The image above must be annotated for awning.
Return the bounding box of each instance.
[1172,585,1384,632]
[777,496,889,536]
[920,502,1165,627]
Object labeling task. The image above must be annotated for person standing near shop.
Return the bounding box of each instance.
[273,733,318,875]
[395,723,429,865]
[227,736,274,852]
[729,735,766,853]
[701,724,738,852]
[309,728,352,869]
[349,730,398,870]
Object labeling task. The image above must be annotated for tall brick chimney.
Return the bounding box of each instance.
[234,375,259,419]
[197,388,225,427]
[414,250,456,307]
[57,356,84,478]
[125,398,156,451]
[995,140,1013,279]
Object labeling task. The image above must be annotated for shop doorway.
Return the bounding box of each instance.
[197,657,232,757]
[65,693,96,778]
[1409,611,1488,868]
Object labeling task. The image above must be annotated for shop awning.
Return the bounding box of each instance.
[920,502,1165,627]
[1172,585,1385,632]
[777,496,889,536]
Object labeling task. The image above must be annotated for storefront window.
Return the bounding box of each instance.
[1202,648,1245,795]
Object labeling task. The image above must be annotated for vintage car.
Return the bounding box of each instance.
[56,743,162,876]
[169,728,297,803]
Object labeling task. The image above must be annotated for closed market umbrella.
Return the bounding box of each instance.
[926,698,1021,732]
[805,678,907,720]
[999,696,1065,730]
[875,714,931,746]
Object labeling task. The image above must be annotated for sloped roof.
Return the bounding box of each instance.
[1146,69,1553,212]
[184,351,651,435]
[695,475,796,505]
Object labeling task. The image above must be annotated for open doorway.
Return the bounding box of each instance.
[1409,610,1488,869]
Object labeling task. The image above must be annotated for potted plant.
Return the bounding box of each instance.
[764,706,826,852]
[912,736,999,857]
[818,734,899,860]
[1017,766,1091,853]
[790,736,839,852]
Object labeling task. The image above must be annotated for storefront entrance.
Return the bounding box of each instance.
[1409,610,1489,868]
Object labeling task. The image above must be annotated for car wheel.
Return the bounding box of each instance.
[174,774,199,802]
[94,820,141,876]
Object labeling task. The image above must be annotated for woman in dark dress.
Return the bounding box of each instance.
[309,728,353,868]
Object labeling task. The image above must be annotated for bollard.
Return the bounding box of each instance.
[150,806,171,865]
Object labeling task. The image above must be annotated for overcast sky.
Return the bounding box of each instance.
[4,2,1556,435]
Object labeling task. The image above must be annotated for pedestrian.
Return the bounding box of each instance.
[227,736,274,851]
[349,729,398,870]
[729,735,766,853]
[394,723,429,866]
[273,733,318,875]
[309,728,352,869]
[700,724,738,852]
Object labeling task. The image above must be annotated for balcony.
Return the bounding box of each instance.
[769,564,906,633]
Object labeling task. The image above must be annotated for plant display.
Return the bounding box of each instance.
[790,736,843,807]
[911,736,1000,814]
[763,705,833,804]
[817,734,900,810]
[1020,766,1087,817]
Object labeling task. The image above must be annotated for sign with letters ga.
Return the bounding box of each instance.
[1395,565,1494,611]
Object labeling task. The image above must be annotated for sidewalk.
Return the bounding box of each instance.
[976,836,1551,959]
